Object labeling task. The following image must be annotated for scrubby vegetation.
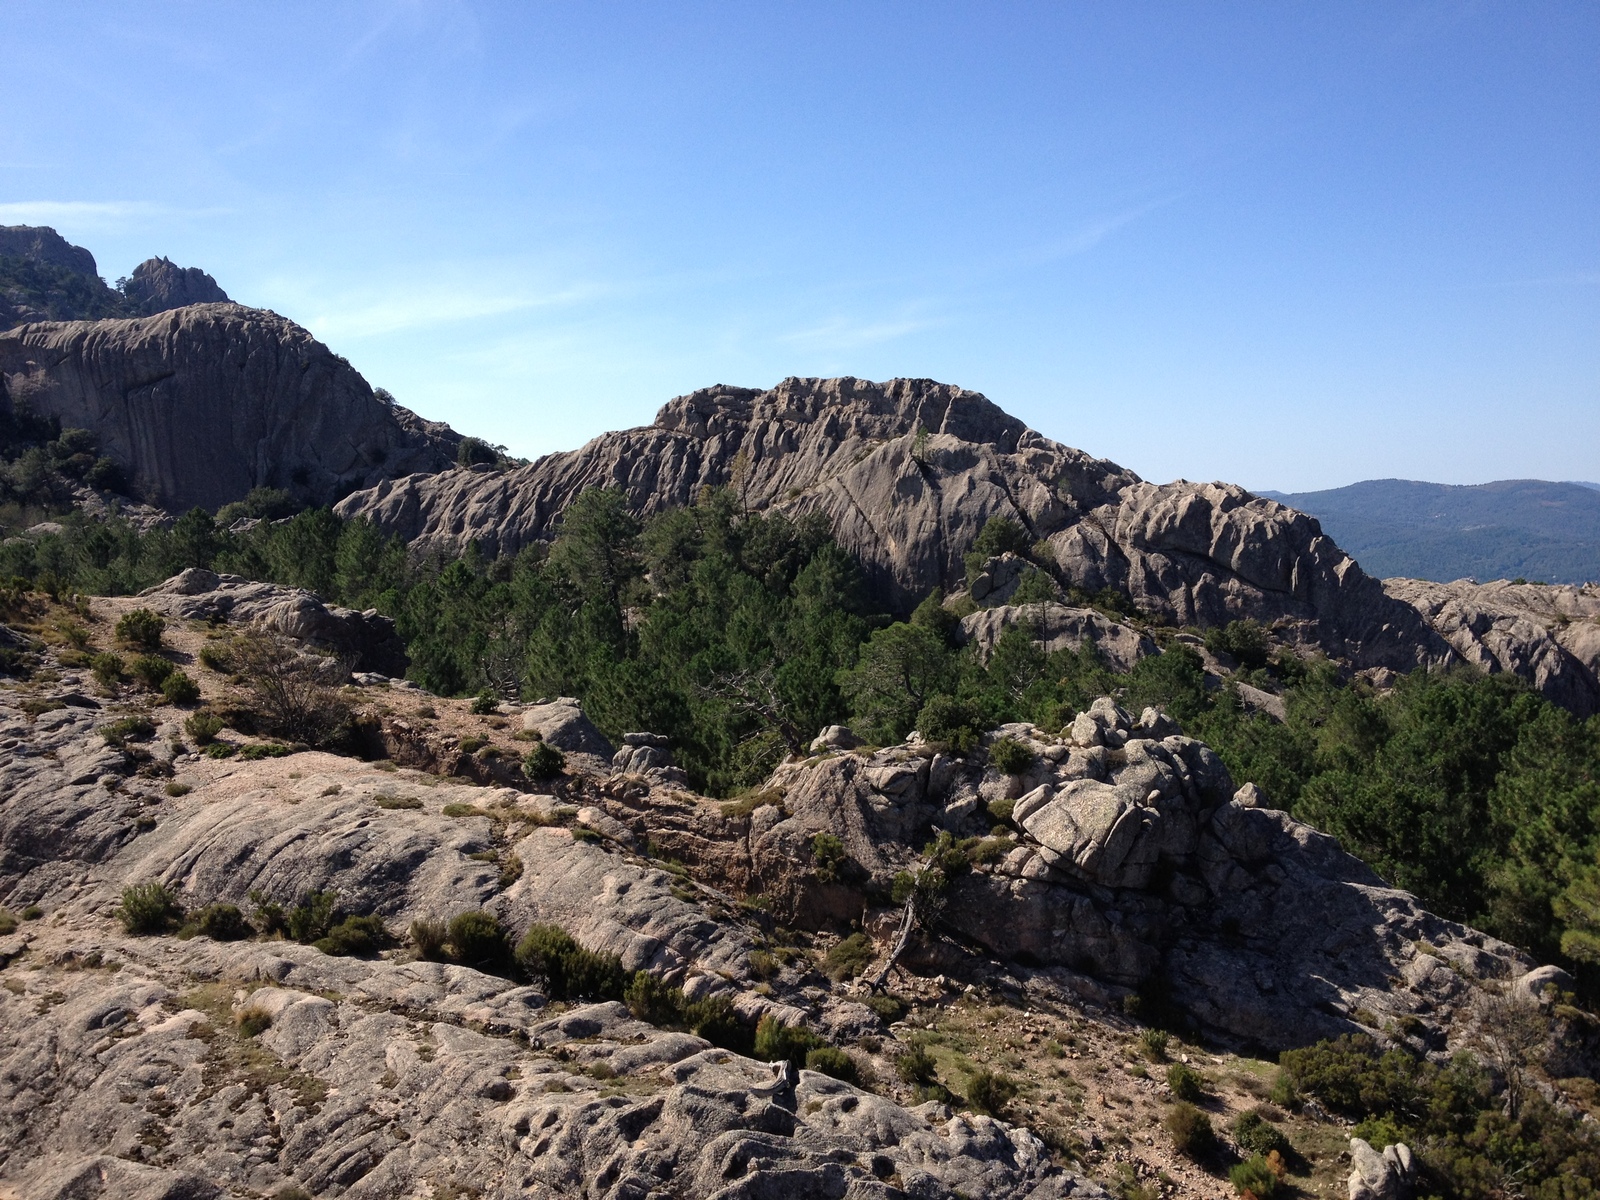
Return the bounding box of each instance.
[1277,1032,1600,1199]
[5,490,1600,993]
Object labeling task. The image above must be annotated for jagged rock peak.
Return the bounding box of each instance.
[122,255,230,313]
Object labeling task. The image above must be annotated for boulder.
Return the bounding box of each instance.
[957,602,1156,672]
[120,256,229,314]
[1348,1138,1415,1200]
[521,698,615,758]
[811,724,861,752]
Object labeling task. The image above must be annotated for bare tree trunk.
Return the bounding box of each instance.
[869,895,919,990]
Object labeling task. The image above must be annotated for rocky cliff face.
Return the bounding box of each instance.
[0,304,461,511]
[337,377,1449,672]
[0,225,99,277]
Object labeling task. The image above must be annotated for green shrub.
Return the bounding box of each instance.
[811,832,847,882]
[1167,1061,1206,1102]
[522,742,566,780]
[1165,1101,1215,1157]
[1276,1034,1416,1119]
[409,917,448,960]
[90,651,124,690]
[115,608,165,650]
[448,910,509,967]
[197,641,233,672]
[806,1045,858,1083]
[823,933,875,981]
[373,793,423,809]
[184,710,224,745]
[1229,1154,1281,1199]
[441,802,482,817]
[236,1007,273,1038]
[1232,1109,1291,1157]
[194,903,251,941]
[238,742,290,760]
[161,671,201,705]
[865,993,905,1023]
[965,1068,1018,1116]
[915,694,983,753]
[988,736,1033,775]
[1204,620,1269,671]
[470,688,499,715]
[286,890,338,944]
[100,715,156,747]
[119,881,183,934]
[896,1045,938,1085]
[204,741,237,758]
[514,923,628,998]
[130,654,174,688]
[682,995,749,1053]
[986,797,1016,825]
[19,906,41,921]
[0,909,15,936]
[754,1015,823,1071]
[623,970,683,1025]
[315,914,388,957]
[1139,1028,1170,1062]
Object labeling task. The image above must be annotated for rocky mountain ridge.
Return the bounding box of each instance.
[336,376,1600,716]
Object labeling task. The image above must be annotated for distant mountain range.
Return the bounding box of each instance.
[1261,478,1600,585]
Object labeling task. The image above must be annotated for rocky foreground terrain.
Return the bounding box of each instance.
[2,573,1591,1199]
[335,377,1600,716]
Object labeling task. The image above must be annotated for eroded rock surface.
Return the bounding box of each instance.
[0,303,460,510]
[1383,577,1600,716]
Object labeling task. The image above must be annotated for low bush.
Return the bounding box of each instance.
[754,1015,823,1071]
[100,715,156,747]
[161,671,201,705]
[374,793,423,810]
[194,903,251,941]
[197,641,234,672]
[915,694,982,753]
[130,654,174,688]
[1229,1153,1283,1199]
[522,742,566,780]
[1167,1061,1206,1102]
[865,993,906,1023]
[236,1006,273,1038]
[823,932,875,981]
[184,710,225,745]
[204,742,237,758]
[286,890,338,944]
[164,780,191,799]
[1165,1101,1215,1158]
[1138,1028,1169,1062]
[115,607,165,650]
[119,881,182,934]
[315,914,388,957]
[988,736,1033,775]
[497,853,524,889]
[965,1068,1018,1117]
[409,917,448,960]
[238,741,290,760]
[470,688,499,715]
[0,909,15,936]
[20,906,41,921]
[514,923,628,999]
[897,1045,938,1085]
[805,1046,858,1083]
[448,910,509,967]
[1232,1109,1291,1158]
[90,651,124,690]
[811,832,847,882]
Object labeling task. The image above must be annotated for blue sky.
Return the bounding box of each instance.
[3,2,1595,491]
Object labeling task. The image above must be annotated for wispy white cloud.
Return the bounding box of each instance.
[0,200,225,232]
[302,281,610,340]
[778,314,943,351]
[1033,195,1181,262]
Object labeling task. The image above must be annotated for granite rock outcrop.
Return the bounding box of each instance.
[0,303,460,510]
